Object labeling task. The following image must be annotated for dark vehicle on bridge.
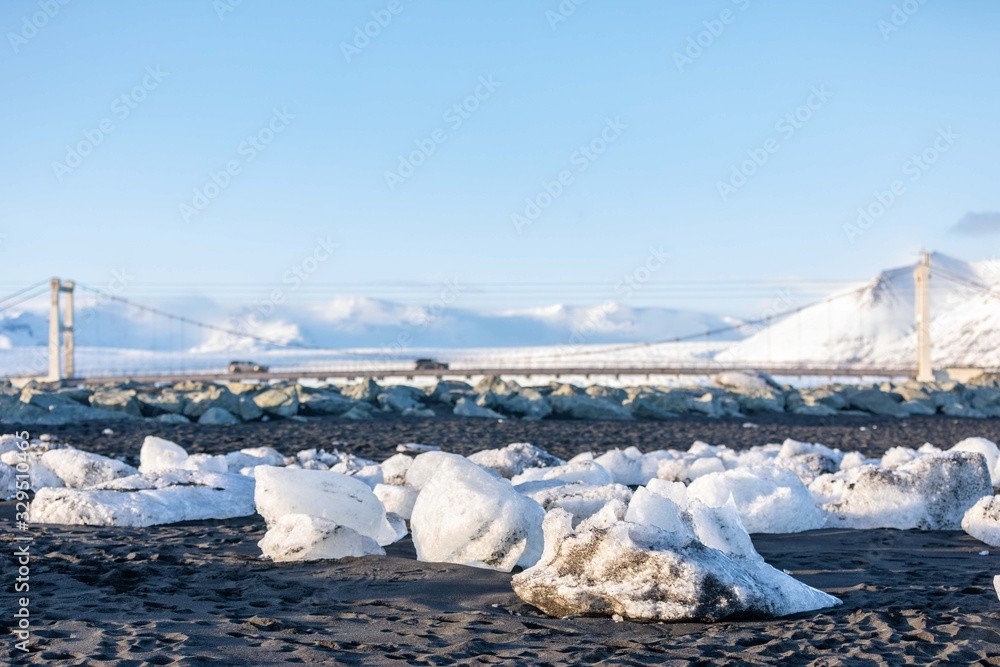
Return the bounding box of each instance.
[227,360,269,373]
[415,358,448,371]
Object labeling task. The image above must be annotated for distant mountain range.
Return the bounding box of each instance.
[4,253,999,371]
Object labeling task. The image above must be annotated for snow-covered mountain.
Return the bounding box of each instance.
[0,296,737,352]
[718,253,1000,367]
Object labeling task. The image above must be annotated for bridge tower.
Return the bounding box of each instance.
[46,278,76,382]
[914,252,933,383]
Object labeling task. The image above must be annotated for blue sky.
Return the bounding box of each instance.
[1,0,998,316]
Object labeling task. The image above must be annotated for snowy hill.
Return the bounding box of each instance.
[717,253,1000,367]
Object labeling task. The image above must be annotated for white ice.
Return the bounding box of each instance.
[253,465,397,545]
[258,514,386,562]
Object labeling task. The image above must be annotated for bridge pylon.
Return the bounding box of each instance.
[47,278,75,382]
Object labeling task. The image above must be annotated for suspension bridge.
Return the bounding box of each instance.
[1,253,997,386]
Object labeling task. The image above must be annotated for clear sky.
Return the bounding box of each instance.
[2,0,998,316]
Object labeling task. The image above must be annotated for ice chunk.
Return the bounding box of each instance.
[951,437,1000,486]
[687,466,826,534]
[995,575,1000,602]
[40,448,138,489]
[259,514,386,562]
[381,453,414,485]
[254,466,397,545]
[0,462,14,499]
[657,454,726,484]
[512,508,840,622]
[182,453,229,474]
[962,495,1000,546]
[517,481,633,523]
[824,452,991,530]
[594,447,656,486]
[1,449,64,490]
[467,442,564,479]
[29,470,255,527]
[396,443,440,454]
[374,483,419,520]
[511,459,612,486]
[410,455,544,571]
[406,451,473,489]
[139,436,188,473]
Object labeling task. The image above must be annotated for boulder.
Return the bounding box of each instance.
[377,386,425,412]
[253,386,299,418]
[298,390,357,415]
[88,388,143,418]
[182,385,242,419]
[453,397,503,419]
[847,389,906,418]
[137,390,186,416]
[425,380,473,405]
[198,407,241,425]
[548,394,633,421]
[341,378,381,403]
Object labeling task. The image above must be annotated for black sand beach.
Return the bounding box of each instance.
[4,415,1000,665]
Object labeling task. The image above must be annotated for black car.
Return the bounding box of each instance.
[227,360,269,373]
[415,358,448,370]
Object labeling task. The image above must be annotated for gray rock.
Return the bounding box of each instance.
[156,413,191,424]
[791,404,838,416]
[585,386,627,404]
[377,386,425,413]
[182,386,242,419]
[847,389,906,418]
[940,402,986,419]
[453,397,504,419]
[495,390,552,421]
[237,395,265,421]
[253,386,300,418]
[548,394,633,421]
[341,378,382,403]
[137,390,186,416]
[900,400,935,416]
[89,388,143,418]
[473,375,521,398]
[425,380,473,405]
[342,404,374,420]
[402,407,436,418]
[198,407,241,425]
[298,391,357,416]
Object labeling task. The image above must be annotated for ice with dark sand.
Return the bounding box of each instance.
[4,414,1000,665]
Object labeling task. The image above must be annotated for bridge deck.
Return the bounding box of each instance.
[70,366,921,385]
